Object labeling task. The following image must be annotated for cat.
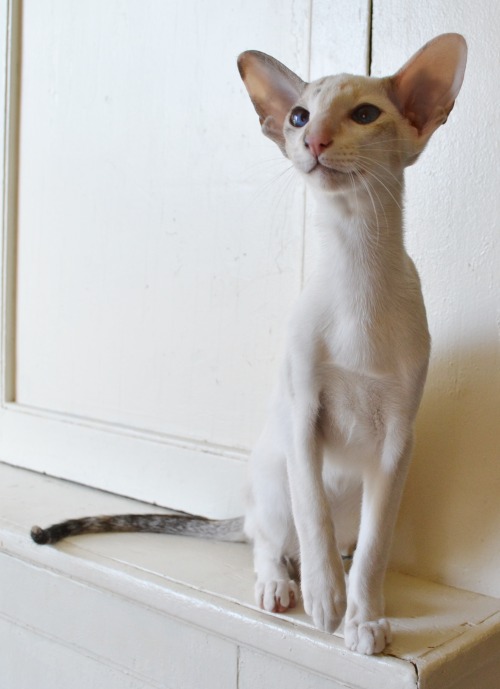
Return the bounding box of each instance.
[31,33,467,655]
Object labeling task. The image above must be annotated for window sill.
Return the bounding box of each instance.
[1,462,499,689]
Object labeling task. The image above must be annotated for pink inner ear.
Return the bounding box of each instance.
[238,51,305,145]
[247,69,301,126]
[391,34,467,134]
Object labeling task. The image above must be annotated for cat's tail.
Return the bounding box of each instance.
[30,513,246,545]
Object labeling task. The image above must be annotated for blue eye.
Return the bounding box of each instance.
[290,106,310,127]
[351,104,382,125]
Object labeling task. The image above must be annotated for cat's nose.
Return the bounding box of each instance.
[304,133,332,158]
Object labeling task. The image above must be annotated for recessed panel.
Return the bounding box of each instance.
[16,0,310,450]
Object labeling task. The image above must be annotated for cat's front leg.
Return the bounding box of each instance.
[300,543,347,633]
[287,400,347,632]
[344,429,414,654]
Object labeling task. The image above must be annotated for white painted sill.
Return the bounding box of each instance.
[1,462,499,689]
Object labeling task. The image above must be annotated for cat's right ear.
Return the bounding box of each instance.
[237,51,306,155]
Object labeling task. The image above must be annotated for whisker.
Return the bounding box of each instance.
[349,171,373,245]
[248,161,295,202]
[355,159,403,211]
[271,165,299,219]
[356,154,402,178]
[357,137,409,149]
[352,170,382,249]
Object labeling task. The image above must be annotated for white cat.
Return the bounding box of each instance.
[238,33,466,654]
[31,34,467,656]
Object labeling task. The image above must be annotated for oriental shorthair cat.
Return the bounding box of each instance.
[32,34,467,655]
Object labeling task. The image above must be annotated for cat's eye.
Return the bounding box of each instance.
[289,106,310,128]
[351,104,382,125]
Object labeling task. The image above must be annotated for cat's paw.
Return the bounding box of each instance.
[301,570,347,633]
[344,618,392,655]
[256,579,299,613]
[303,585,346,633]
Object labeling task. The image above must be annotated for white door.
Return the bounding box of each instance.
[0,0,369,517]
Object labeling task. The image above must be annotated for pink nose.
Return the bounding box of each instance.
[305,133,332,158]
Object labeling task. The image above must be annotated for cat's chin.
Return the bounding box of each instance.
[307,163,352,193]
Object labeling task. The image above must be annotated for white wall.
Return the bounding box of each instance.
[371,1,500,598]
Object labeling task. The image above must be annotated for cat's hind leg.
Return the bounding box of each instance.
[245,429,299,614]
[253,538,299,613]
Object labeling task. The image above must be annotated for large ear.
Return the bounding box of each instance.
[390,33,467,140]
[237,51,306,154]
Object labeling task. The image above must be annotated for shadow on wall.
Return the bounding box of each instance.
[392,339,500,598]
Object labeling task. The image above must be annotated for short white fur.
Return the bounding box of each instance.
[238,34,467,655]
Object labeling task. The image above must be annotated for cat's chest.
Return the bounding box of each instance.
[318,366,393,455]
[310,263,400,375]
[323,302,396,376]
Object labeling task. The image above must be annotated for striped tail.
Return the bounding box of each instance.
[30,513,246,545]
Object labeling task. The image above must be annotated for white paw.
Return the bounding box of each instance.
[256,579,299,613]
[344,618,392,655]
[301,571,346,633]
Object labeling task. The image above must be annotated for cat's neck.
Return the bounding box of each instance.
[311,174,406,279]
[307,173,410,320]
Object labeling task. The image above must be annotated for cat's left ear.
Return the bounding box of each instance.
[390,33,467,141]
[238,51,306,155]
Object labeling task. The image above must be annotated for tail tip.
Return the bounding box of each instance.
[30,526,49,545]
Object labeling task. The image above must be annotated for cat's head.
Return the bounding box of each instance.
[238,34,467,193]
